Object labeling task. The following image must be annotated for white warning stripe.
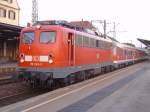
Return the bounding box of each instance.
[113,59,134,63]
[25,55,32,62]
[24,55,48,62]
[39,56,48,62]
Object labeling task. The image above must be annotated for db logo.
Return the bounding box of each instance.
[32,56,39,62]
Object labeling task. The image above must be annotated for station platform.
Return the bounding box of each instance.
[0,62,150,112]
[0,62,17,73]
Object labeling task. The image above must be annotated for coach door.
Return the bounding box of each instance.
[68,33,74,66]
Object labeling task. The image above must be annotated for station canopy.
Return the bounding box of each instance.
[0,22,22,40]
[138,38,150,48]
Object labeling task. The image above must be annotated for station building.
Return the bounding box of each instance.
[0,0,20,25]
[0,0,22,63]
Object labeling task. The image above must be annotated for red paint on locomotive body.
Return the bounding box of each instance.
[18,25,113,69]
[19,26,64,68]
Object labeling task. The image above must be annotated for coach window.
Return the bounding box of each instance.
[105,42,110,50]
[98,40,101,48]
[96,40,99,48]
[90,38,94,48]
[40,32,56,44]
[106,43,110,50]
[101,41,105,49]
[22,32,35,44]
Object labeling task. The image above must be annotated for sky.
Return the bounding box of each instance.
[17,0,150,47]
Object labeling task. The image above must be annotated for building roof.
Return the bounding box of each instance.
[137,38,150,48]
[70,21,96,30]
[0,22,22,39]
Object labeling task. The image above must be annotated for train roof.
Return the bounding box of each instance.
[34,20,81,30]
[34,20,102,36]
[26,20,112,43]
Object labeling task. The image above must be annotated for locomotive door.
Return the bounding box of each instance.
[68,33,74,66]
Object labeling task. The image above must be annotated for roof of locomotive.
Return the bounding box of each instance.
[22,20,112,43]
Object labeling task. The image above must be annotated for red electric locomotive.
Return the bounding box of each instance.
[17,20,114,86]
[17,20,148,87]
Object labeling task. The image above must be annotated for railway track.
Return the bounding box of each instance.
[0,81,50,107]
[0,72,19,85]
[0,89,49,107]
[0,76,15,85]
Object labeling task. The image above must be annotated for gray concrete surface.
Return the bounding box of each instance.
[0,62,150,112]
[87,63,150,112]
[59,64,150,112]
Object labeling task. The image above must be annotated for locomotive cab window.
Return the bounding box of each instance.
[22,32,35,44]
[40,32,56,44]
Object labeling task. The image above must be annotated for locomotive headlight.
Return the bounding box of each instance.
[48,54,53,64]
[48,59,53,64]
[36,25,41,29]
[20,59,24,63]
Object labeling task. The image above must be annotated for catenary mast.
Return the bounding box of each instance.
[32,0,38,24]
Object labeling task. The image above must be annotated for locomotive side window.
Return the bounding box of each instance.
[22,32,35,44]
[75,35,82,47]
[83,36,89,47]
[40,32,56,44]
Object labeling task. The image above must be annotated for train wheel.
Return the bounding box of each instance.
[80,71,86,81]
[62,75,76,86]
[86,71,91,79]
[75,71,86,82]
[69,74,76,84]
[47,79,54,89]
[63,78,70,86]
[109,66,113,72]
[101,67,106,74]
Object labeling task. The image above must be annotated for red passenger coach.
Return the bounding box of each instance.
[17,20,148,87]
[112,40,148,68]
